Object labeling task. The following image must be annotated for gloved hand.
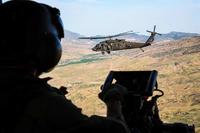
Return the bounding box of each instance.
[98,84,128,103]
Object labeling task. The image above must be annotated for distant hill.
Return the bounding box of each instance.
[63,30,93,45]
[155,31,199,41]
[124,31,199,42]
[64,30,81,40]
[63,30,199,44]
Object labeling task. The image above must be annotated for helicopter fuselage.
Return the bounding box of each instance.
[92,39,150,54]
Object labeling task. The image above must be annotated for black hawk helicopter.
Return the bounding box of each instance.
[79,25,161,54]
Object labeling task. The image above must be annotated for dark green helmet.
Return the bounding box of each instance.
[0,0,64,73]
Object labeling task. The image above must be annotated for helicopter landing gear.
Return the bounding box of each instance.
[106,50,111,54]
[140,48,144,52]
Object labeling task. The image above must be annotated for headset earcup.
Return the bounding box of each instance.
[35,33,62,73]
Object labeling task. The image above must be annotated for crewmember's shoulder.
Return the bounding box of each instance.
[19,77,130,133]
[20,77,87,129]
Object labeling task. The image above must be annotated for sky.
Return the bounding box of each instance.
[4,0,200,36]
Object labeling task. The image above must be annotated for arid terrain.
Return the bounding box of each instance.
[42,36,200,132]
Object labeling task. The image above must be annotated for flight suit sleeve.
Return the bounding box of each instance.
[43,91,130,133]
[65,115,130,133]
[23,89,129,133]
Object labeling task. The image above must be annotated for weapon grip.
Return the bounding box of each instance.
[101,71,114,91]
[144,70,158,96]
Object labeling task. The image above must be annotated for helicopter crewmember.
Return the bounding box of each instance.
[0,0,130,133]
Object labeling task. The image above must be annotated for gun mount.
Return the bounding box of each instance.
[102,70,195,133]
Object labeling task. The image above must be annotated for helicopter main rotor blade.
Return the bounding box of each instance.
[96,30,136,39]
[78,36,108,40]
[153,32,162,35]
[146,31,162,36]
[78,30,137,40]
[112,30,133,36]
[146,30,152,33]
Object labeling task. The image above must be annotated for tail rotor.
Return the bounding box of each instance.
[145,25,161,44]
[146,25,162,36]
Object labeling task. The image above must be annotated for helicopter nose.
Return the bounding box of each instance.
[92,47,96,51]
